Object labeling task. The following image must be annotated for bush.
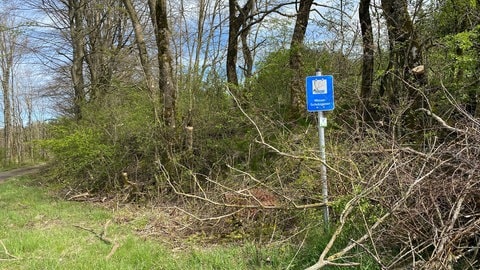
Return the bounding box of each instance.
[40,121,116,190]
[39,86,158,193]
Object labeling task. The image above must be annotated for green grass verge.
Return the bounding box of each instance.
[0,177,294,270]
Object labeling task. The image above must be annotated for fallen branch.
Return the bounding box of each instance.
[73,220,114,245]
[160,164,329,211]
[0,239,19,260]
[417,108,465,134]
[305,158,449,270]
[106,242,121,260]
[173,206,244,222]
[67,192,90,201]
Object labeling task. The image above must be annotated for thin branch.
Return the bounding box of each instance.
[105,242,120,260]
[306,157,449,270]
[173,206,244,222]
[73,223,113,245]
[227,86,264,142]
[286,228,309,270]
[0,239,19,260]
[417,108,465,134]
[227,85,352,180]
[227,164,329,209]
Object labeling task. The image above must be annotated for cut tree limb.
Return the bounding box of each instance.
[73,220,114,245]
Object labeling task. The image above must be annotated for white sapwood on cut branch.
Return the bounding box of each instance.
[417,108,465,134]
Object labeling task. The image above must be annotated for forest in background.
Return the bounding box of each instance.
[1,0,479,269]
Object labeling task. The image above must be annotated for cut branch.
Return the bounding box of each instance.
[73,221,114,245]
[418,108,465,134]
[0,240,19,260]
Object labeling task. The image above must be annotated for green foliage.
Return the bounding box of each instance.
[291,224,380,269]
[443,28,479,75]
[39,85,158,192]
[432,0,479,35]
[40,121,116,189]
[428,25,480,115]
[251,49,293,118]
[251,47,358,125]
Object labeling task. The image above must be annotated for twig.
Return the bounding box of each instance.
[227,86,264,143]
[101,220,111,239]
[227,84,352,180]
[227,164,330,209]
[173,206,244,222]
[305,159,448,270]
[351,239,386,269]
[73,222,113,245]
[417,108,465,134]
[160,164,328,210]
[0,239,19,260]
[106,242,120,260]
[67,192,90,201]
[286,229,310,270]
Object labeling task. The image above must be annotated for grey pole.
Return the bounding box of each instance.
[315,69,329,229]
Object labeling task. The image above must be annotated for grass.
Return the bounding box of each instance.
[0,176,293,270]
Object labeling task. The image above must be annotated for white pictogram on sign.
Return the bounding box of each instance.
[312,79,327,94]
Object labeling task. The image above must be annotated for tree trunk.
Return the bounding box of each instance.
[149,0,177,128]
[226,0,254,88]
[0,48,12,164]
[122,0,160,122]
[68,0,86,120]
[240,23,253,79]
[0,17,16,164]
[380,0,424,105]
[288,0,314,119]
[227,0,241,86]
[359,0,374,101]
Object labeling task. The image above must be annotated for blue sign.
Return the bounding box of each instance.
[306,75,335,112]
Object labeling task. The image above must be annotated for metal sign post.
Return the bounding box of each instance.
[306,69,335,229]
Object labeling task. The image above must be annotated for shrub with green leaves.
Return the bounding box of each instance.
[39,86,158,192]
[40,120,117,190]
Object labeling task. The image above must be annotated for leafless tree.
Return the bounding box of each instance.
[227,0,255,87]
[82,0,129,101]
[0,4,21,164]
[121,0,160,122]
[66,0,86,120]
[148,0,177,128]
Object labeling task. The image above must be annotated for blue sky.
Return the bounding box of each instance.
[0,1,58,127]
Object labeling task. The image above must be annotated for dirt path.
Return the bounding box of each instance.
[0,165,45,182]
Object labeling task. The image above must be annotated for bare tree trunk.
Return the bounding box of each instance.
[380,0,424,105]
[25,94,34,161]
[12,95,22,164]
[226,0,254,87]
[227,0,241,86]
[68,0,86,120]
[0,17,16,164]
[149,0,177,128]
[0,54,12,164]
[122,0,160,122]
[288,0,314,119]
[359,0,374,101]
[148,0,177,128]
[240,23,253,79]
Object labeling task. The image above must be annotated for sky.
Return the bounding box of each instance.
[0,0,59,127]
